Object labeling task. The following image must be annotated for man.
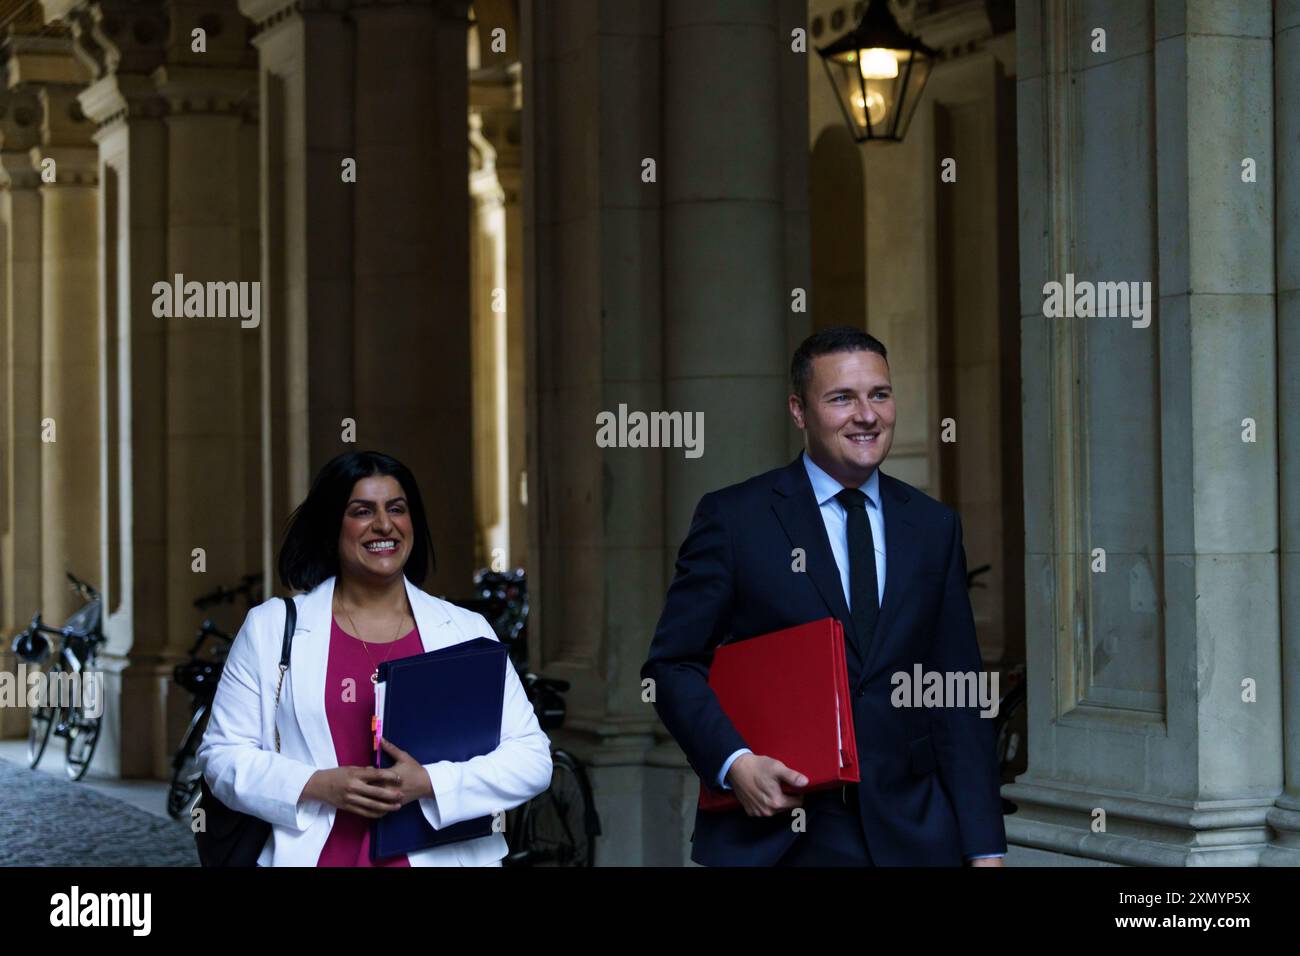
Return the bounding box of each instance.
[642,327,1006,866]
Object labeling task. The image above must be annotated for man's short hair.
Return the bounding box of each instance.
[790,326,889,401]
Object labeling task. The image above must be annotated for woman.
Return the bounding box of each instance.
[196,451,552,866]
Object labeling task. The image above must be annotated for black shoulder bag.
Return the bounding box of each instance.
[194,595,297,867]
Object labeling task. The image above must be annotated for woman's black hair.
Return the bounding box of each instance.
[277,450,436,592]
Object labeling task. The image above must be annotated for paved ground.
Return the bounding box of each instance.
[0,739,178,821]
[0,755,199,866]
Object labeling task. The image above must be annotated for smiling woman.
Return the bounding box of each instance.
[195,450,552,867]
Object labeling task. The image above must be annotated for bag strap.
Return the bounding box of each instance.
[273,595,296,753]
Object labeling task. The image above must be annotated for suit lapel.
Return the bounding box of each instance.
[770,456,860,669]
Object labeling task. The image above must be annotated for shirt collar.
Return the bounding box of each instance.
[802,450,881,510]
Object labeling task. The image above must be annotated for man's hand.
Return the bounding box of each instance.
[968,857,1004,867]
[726,753,807,817]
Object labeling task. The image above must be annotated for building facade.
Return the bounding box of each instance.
[0,0,1296,866]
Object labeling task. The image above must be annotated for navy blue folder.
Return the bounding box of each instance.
[369,637,507,861]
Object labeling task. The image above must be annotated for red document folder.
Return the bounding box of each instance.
[699,617,860,811]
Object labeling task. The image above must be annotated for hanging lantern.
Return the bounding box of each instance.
[817,0,938,143]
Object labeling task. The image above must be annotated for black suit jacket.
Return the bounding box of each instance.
[642,454,1007,865]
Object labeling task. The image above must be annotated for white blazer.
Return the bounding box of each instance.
[196,574,553,867]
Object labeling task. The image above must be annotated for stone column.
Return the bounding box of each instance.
[522,0,667,864]
[468,111,509,569]
[0,87,44,739]
[351,0,474,595]
[23,45,102,622]
[152,2,260,774]
[470,59,524,570]
[490,71,527,571]
[1008,0,1279,865]
[239,0,355,590]
[662,0,789,540]
[644,0,795,863]
[469,10,526,570]
[1266,0,1300,866]
[523,0,809,865]
[71,0,173,777]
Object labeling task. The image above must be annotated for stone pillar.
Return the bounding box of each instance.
[491,71,527,571]
[662,0,789,539]
[71,0,173,777]
[351,0,474,595]
[239,0,355,591]
[0,87,44,739]
[1266,0,1300,866]
[23,46,102,623]
[470,57,524,571]
[522,0,667,864]
[523,0,808,865]
[468,111,509,569]
[644,0,795,863]
[1008,0,1279,865]
[152,2,260,775]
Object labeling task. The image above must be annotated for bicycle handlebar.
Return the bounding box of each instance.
[193,574,263,610]
[186,621,233,657]
[64,571,101,602]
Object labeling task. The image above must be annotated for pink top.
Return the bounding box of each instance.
[316,615,424,867]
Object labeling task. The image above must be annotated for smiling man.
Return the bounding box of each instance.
[642,326,1007,866]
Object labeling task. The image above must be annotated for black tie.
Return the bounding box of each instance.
[835,487,879,660]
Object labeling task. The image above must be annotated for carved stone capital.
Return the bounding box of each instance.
[0,149,42,189]
[152,62,255,115]
[0,88,43,154]
[29,143,99,185]
[162,0,257,70]
[36,83,96,148]
[3,32,90,90]
[79,71,168,127]
[470,63,520,173]
[79,1,170,79]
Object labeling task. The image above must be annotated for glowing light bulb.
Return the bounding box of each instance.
[851,90,888,127]
[858,47,900,80]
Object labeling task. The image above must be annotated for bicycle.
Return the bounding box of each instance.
[167,573,263,819]
[452,569,602,866]
[9,572,106,780]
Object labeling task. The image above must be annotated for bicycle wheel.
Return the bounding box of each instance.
[26,663,60,769]
[168,705,211,819]
[64,697,103,782]
[521,750,597,866]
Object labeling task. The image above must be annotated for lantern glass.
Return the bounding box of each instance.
[816,0,937,144]
[822,45,931,143]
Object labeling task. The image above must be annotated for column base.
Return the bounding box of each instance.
[1003,779,1273,865]
[117,655,191,780]
[0,645,31,739]
[548,721,693,866]
[1261,800,1300,865]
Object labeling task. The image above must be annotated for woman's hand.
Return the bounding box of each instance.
[305,765,404,818]
[380,738,434,806]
